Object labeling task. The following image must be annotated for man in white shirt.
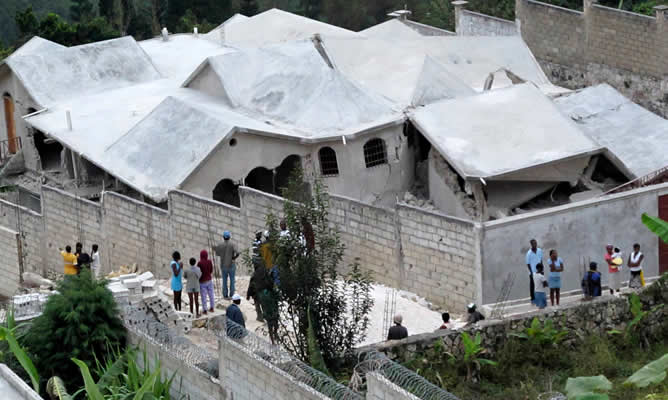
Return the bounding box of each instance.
[525,239,543,306]
[91,244,101,279]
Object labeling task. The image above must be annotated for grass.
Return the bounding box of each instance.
[402,329,668,400]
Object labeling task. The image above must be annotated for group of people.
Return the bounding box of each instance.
[387,303,487,341]
[169,231,239,317]
[60,242,101,278]
[526,239,646,309]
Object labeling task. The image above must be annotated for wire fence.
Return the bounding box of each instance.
[210,318,363,400]
[352,351,461,400]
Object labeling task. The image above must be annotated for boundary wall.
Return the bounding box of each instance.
[0,185,480,312]
[453,0,668,117]
[0,182,664,309]
[0,225,21,297]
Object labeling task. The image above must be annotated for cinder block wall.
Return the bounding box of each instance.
[0,198,43,276]
[0,225,21,297]
[219,335,330,400]
[366,372,420,400]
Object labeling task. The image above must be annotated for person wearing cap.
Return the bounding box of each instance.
[466,303,485,325]
[525,239,543,306]
[605,244,622,295]
[226,294,245,328]
[214,231,239,299]
[387,314,408,340]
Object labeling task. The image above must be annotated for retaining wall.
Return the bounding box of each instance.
[366,372,420,400]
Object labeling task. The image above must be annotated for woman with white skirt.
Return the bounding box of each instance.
[627,243,644,289]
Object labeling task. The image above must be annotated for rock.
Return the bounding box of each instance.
[404,192,416,202]
[22,272,55,288]
[192,318,208,329]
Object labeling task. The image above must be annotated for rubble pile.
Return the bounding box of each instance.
[107,271,190,341]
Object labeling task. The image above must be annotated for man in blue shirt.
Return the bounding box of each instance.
[226,294,246,328]
[525,239,543,306]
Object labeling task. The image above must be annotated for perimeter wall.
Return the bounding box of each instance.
[453,0,668,118]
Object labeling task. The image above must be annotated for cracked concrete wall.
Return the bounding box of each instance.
[427,149,478,220]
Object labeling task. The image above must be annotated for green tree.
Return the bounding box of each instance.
[70,0,95,22]
[264,169,374,369]
[15,6,39,39]
[37,13,75,45]
[24,270,127,389]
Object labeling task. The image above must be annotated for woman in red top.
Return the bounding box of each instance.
[198,250,215,314]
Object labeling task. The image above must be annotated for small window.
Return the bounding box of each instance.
[318,147,339,176]
[363,138,387,168]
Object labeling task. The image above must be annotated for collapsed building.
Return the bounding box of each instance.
[0,8,666,220]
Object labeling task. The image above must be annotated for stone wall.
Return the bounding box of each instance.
[218,335,330,400]
[0,225,21,297]
[366,372,420,400]
[363,279,666,362]
[454,0,668,118]
[129,330,227,400]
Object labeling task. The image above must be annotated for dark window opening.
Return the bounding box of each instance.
[33,130,63,171]
[591,156,629,184]
[213,178,240,207]
[363,138,387,168]
[275,155,301,194]
[245,167,274,195]
[318,147,339,176]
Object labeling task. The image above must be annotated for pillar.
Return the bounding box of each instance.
[451,1,469,35]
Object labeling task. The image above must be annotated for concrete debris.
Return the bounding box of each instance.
[431,152,479,218]
[402,191,437,211]
[21,272,55,289]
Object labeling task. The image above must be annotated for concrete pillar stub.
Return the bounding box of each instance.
[655,5,668,30]
[451,1,468,35]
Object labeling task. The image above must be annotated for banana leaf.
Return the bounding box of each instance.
[641,213,668,243]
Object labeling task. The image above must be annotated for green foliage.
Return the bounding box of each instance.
[70,0,95,22]
[307,305,330,375]
[72,358,105,400]
[263,168,374,368]
[642,213,668,244]
[0,308,40,394]
[510,317,569,346]
[625,354,668,388]
[24,269,127,389]
[632,0,668,15]
[565,375,613,399]
[240,0,260,16]
[175,9,216,34]
[460,331,497,381]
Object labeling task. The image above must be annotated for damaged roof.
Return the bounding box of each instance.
[555,84,668,178]
[410,83,601,180]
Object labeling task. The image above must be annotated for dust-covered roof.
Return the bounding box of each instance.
[360,18,424,41]
[185,40,402,137]
[6,36,162,106]
[410,84,601,179]
[555,84,668,178]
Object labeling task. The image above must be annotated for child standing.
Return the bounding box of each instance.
[548,249,564,306]
[170,251,183,311]
[184,257,202,317]
[533,263,548,309]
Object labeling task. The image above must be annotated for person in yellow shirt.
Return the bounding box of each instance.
[60,245,78,275]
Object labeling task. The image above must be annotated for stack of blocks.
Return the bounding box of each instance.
[107,271,189,337]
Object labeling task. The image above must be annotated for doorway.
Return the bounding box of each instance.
[3,93,17,154]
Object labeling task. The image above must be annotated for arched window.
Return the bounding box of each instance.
[363,138,387,168]
[318,147,339,176]
[213,178,240,207]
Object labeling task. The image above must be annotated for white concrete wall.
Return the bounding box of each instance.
[481,182,668,304]
[182,124,412,207]
[366,372,420,400]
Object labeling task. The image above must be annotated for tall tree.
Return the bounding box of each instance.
[70,0,95,22]
[15,6,39,39]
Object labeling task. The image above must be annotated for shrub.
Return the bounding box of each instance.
[24,269,126,389]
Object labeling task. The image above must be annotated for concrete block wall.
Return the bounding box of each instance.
[128,331,227,400]
[328,194,400,284]
[168,190,244,268]
[42,186,103,275]
[0,198,43,276]
[366,372,420,400]
[219,336,330,400]
[516,0,586,68]
[102,192,170,278]
[397,205,480,312]
[0,225,21,297]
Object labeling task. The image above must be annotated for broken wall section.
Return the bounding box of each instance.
[0,198,43,276]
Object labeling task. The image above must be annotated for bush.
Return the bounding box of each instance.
[23,269,126,389]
